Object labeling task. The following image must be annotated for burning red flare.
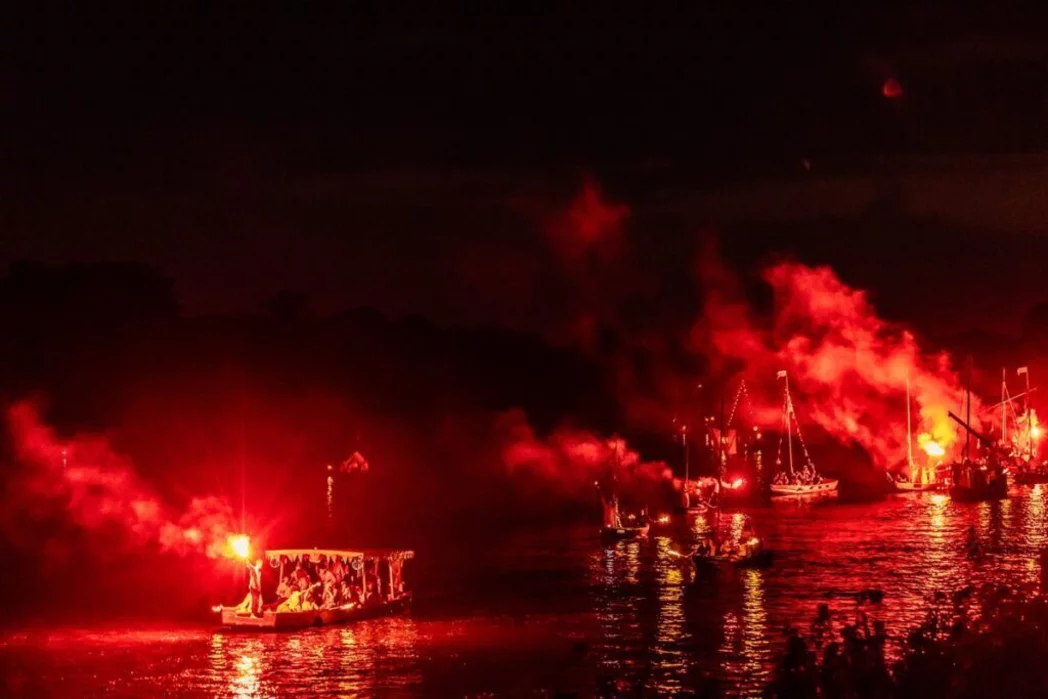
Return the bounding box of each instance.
[226,534,251,560]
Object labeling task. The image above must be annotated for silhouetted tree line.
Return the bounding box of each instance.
[0,262,626,601]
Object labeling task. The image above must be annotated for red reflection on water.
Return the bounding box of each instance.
[7,495,1048,695]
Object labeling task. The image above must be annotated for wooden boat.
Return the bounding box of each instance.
[945,361,1009,502]
[1013,467,1048,485]
[598,497,650,540]
[770,480,839,496]
[948,460,1008,501]
[601,522,650,540]
[597,476,650,540]
[693,549,774,569]
[769,370,839,497]
[999,367,1044,484]
[216,548,414,631]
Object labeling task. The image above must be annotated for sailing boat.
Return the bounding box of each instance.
[894,378,941,492]
[676,410,716,513]
[598,486,650,540]
[947,359,1008,501]
[597,445,650,539]
[769,370,839,496]
[1005,366,1047,484]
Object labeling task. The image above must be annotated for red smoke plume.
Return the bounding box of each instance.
[496,409,674,497]
[4,401,239,557]
[545,175,629,264]
[700,257,974,468]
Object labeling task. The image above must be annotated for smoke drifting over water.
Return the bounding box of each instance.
[701,258,974,468]
[497,177,977,490]
[4,401,238,557]
[496,409,674,498]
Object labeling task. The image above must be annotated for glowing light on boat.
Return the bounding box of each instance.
[922,440,945,457]
[657,514,671,525]
[1033,425,1042,441]
[227,534,251,560]
[727,477,745,490]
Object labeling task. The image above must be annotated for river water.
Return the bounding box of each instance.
[4,486,1048,697]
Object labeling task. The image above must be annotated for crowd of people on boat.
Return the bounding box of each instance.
[694,516,763,560]
[772,464,826,486]
[235,555,405,617]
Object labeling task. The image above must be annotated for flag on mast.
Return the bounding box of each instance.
[1018,366,1029,376]
[776,370,787,379]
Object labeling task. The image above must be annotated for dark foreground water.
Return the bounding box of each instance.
[5,486,1048,697]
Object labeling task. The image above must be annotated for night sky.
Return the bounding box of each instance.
[5,6,1048,336]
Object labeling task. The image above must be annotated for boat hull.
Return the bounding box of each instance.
[693,550,774,569]
[769,480,839,496]
[894,481,942,492]
[949,480,1008,502]
[601,523,650,540]
[1014,471,1048,485]
[218,595,411,631]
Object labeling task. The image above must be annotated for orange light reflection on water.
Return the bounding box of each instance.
[233,653,260,698]
[651,537,687,694]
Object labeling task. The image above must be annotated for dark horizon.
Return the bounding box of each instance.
[5,6,1048,336]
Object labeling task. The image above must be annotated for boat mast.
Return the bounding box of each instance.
[1021,366,1032,461]
[683,422,689,485]
[906,377,914,473]
[965,357,972,462]
[1001,368,1008,446]
[780,371,794,475]
[719,393,726,481]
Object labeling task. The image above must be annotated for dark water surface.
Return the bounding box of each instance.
[5,486,1048,697]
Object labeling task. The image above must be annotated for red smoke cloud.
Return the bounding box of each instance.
[545,175,629,264]
[496,409,675,498]
[4,401,239,557]
[700,257,973,468]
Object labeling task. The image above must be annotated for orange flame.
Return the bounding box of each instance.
[920,438,945,458]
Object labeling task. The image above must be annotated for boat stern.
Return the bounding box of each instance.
[217,607,279,629]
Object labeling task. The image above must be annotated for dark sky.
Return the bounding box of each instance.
[5,6,1048,335]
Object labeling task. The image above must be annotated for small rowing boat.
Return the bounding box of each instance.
[690,514,773,569]
[601,522,650,540]
[693,549,774,569]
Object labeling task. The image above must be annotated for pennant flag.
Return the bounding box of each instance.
[340,451,369,474]
[1018,366,1029,376]
[710,428,739,455]
[776,370,788,379]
